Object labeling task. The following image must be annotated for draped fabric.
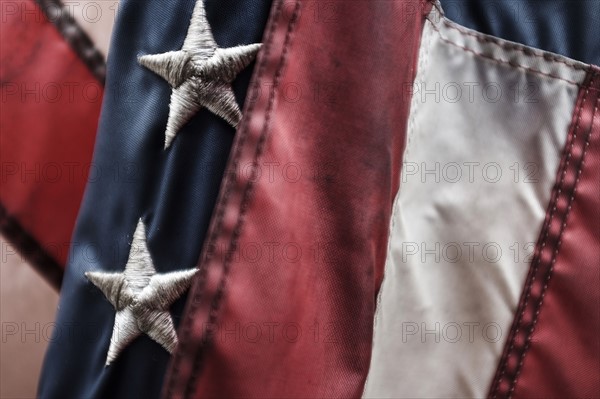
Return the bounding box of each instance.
[1,0,596,397]
[37,1,272,397]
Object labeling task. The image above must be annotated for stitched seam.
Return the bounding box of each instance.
[509,77,598,398]
[35,0,106,84]
[405,17,432,166]
[426,18,582,87]
[440,20,588,72]
[162,1,301,397]
[163,0,286,396]
[509,83,588,398]
[367,14,433,395]
[0,202,63,290]
[490,78,588,397]
[508,77,599,398]
[489,71,598,398]
[429,0,588,73]
[491,72,589,397]
[183,4,300,398]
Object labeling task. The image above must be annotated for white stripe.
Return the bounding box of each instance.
[364,5,586,398]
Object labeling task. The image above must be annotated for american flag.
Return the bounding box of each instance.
[1,0,598,398]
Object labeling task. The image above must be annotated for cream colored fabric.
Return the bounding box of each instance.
[364,4,586,398]
[70,0,119,57]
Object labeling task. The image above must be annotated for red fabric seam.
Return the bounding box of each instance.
[34,0,106,82]
[489,69,599,398]
[162,1,301,397]
[183,3,301,398]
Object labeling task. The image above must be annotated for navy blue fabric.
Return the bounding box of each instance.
[441,0,600,66]
[37,0,272,398]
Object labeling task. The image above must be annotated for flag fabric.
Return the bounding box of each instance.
[365,3,600,397]
[1,0,104,289]
[1,0,598,398]
[33,0,271,397]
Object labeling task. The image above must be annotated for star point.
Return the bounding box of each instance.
[138,51,192,87]
[139,0,262,149]
[85,219,197,365]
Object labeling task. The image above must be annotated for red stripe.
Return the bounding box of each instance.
[489,67,600,398]
[163,0,431,397]
[0,0,102,280]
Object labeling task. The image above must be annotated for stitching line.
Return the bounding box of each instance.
[440,19,588,72]
[488,68,590,396]
[0,202,63,290]
[490,75,588,397]
[367,10,433,394]
[489,71,598,398]
[183,4,300,398]
[508,75,598,399]
[35,0,106,83]
[429,0,588,73]
[508,80,589,395]
[162,0,286,396]
[426,18,583,87]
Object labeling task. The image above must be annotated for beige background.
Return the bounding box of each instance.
[0,238,59,399]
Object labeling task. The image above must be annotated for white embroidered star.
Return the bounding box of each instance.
[138,0,262,148]
[85,219,197,365]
